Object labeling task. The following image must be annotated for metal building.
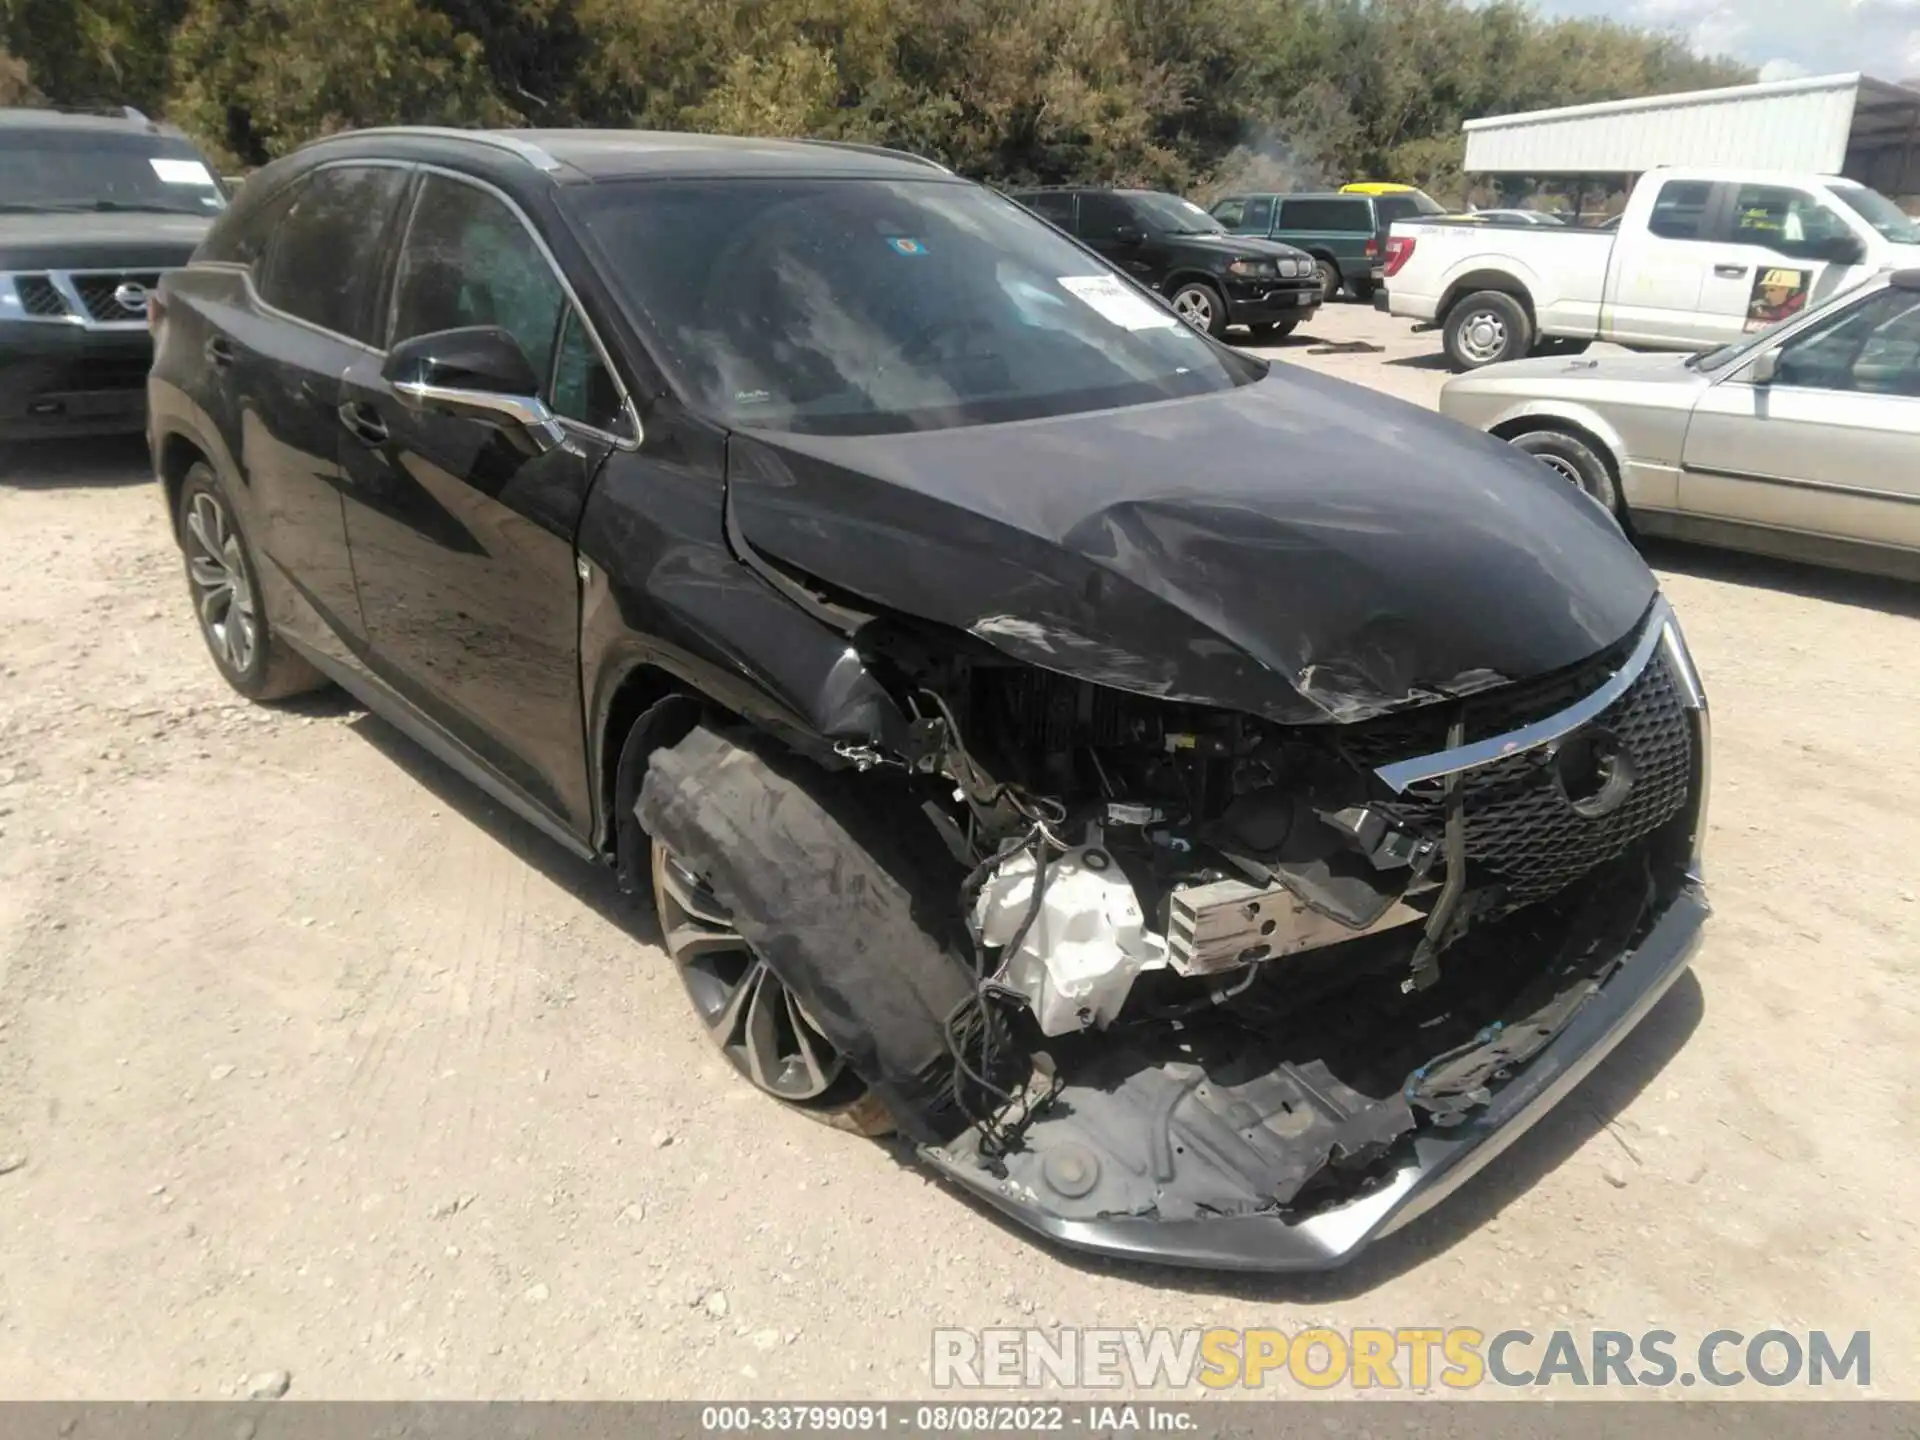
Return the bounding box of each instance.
[1462,73,1920,197]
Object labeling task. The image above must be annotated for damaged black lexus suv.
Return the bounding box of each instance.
[150,127,1710,1272]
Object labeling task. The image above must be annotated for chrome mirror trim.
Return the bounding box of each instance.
[392,378,567,452]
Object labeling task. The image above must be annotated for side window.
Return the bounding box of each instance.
[1021,191,1076,230]
[1076,192,1133,240]
[1647,180,1712,241]
[1776,287,1920,396]
[200,176,306,267]
[391,174,567,384]
[1243,196,1273,232]
[1730,184,1855,259]
[257,166,409,342]
[550,306,631,434]
[1211,198,1247,230]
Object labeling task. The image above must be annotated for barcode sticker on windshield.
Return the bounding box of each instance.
[1057,274,1179,331]
[150,158,218,187]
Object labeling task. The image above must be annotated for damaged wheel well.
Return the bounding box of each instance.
[599,665,705,892]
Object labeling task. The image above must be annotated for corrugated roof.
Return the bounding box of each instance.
[1462,73,1920,187]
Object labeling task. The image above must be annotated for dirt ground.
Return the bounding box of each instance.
[1,302,1917,1400]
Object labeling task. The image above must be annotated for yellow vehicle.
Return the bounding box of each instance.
[1342,182,1425,197]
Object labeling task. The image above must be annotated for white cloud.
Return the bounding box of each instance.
[1512,0,1920,82]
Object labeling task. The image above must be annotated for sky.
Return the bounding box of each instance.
[1518,0,1920,85]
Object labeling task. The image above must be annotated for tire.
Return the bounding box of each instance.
[1313,259,1340,303]
[637,724,1025,1145]
[1508,428,1622,515]
[1170,281,1228,338]
[1245,320,1298,343]
[1350,279,1376,303]
[176,462,326,701]
[1442,290,1532,371]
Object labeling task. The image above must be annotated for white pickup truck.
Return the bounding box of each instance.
[1382,166,1920,371]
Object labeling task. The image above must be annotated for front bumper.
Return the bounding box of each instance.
[1,323,153,442]
[1225,281,1322,324]
[922,883,1704,1270]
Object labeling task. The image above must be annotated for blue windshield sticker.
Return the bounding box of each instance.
[885,237,929,256]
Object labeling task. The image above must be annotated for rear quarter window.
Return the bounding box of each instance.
[196,177,308,267]
[256,165,410,344]
[1278,198,1371,232]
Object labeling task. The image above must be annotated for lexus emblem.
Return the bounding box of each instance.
[1550,727,1636,819]
[113,281,150,314]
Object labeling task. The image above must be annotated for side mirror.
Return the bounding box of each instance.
[383,326,565,452]
[1748,349,1779,385]
[1817,233,1866,266]
[1113,224,1147,246]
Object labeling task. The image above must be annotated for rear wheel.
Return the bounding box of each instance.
[176,463,326,701]
[1350,278,1376,303]
[1443,290,1532,370]
[1313,259,1340,303]
[1170,281,1228,337]
[1509,428,1622,515]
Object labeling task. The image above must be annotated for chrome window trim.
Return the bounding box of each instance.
[1372,594,1676,795]
[389,164,642,450]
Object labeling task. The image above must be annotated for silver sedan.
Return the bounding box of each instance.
[1439,267,1920,580]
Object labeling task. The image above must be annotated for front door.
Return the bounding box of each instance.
[1691,182,1867,348]
[1681,281,1920,552]
[336,170,636,836]
[1077,192,1160,282]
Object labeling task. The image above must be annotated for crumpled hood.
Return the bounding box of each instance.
[0,212,213,272]
[726,363,1658,724]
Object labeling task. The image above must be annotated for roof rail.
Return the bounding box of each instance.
[799,139,950,173]
[313,126,564,173]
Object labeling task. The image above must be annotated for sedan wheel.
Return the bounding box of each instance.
[652,840,850,1103]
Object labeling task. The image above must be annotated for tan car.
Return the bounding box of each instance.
[1440,267,1920,580]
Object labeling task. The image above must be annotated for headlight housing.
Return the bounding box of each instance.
[1227,258,1276,278]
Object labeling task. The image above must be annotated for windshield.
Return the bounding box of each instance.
[1125,192,1225,235]
[1829,181,1920,245]
[0,130,226,215]
[569,178,1260,436]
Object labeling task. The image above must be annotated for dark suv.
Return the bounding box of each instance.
[149,127,1709,1275]
[1008,186,1321,339]
[1,107,227,442]
[1210,191,1444,302]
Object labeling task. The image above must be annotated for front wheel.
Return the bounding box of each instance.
[1508,428,1622,515]
[1442,290,1532,371]
[1170,282,1228,337]
[1313,260,1340,303]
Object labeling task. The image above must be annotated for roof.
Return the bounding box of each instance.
[303,127,951,182]
[0,106,172,135]
[1461,73,1920,187]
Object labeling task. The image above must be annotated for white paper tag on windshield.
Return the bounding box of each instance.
[150,158,218,187]
[1057,274,1179,331]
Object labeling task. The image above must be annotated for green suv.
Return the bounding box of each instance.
[1209,190,1442,302]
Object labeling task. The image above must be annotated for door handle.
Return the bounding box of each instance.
[336,401,388,447]
[1713,263,1748,279]
[204,336,235,369]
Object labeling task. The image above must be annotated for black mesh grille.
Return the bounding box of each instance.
[1375,653,1693,909]
[72,272,160,323]
[15,275,69,317]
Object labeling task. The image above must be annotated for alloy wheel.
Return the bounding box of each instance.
[652,842,847,1101]
[1535,454,1584,486]
[1173,288,1215,330]
[184,489,258,675]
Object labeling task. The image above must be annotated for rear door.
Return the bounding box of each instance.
[335,168,632,835]
[1018,190,1077,236]
[1681,282,1920,551]
[1602,178,1725,347]
[229,162,411,656]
